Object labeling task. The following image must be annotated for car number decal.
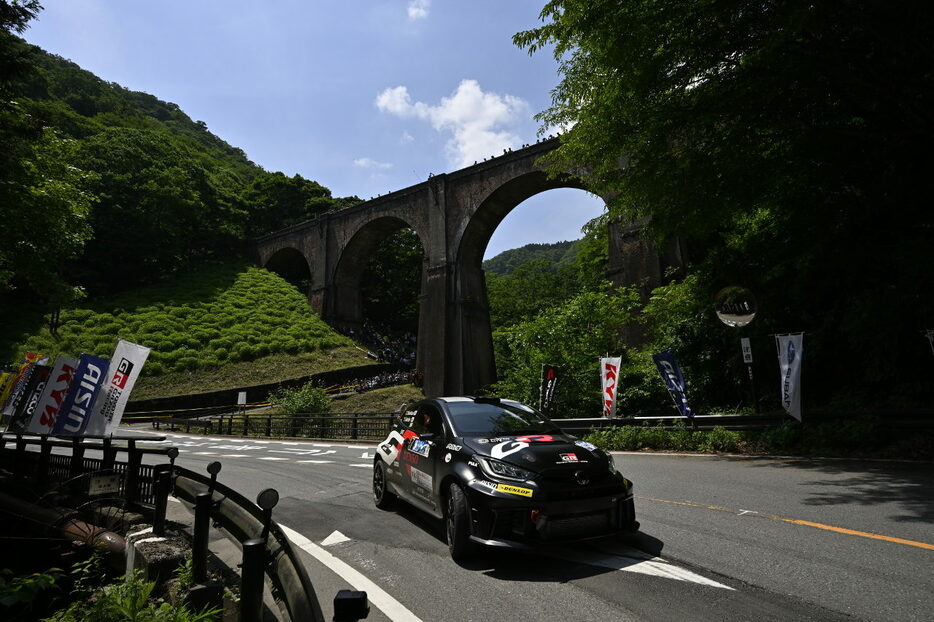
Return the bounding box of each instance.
[496,483,533,498]
[491,440,529,459]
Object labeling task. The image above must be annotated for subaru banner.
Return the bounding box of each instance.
[652,350,694,418]
[775,333,804,421]
[600,357,622,418]
[539,364,560,415]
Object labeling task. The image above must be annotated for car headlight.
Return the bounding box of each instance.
[477,457,534,482]
[603,450,618,474]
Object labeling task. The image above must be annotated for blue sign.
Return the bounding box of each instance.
[651,350,694,418]
[52,353,109,435]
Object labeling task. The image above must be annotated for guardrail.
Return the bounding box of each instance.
[153,413,395,442]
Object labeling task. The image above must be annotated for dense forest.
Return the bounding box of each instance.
[0,8,359,309]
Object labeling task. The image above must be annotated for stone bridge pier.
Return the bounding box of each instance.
[253,138,684,398]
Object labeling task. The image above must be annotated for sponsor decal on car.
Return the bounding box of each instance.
[402,451,419,465]
[409,439,431,458]
[515,434,556,443]
[410,467,432,491]
[496,483,533,498]
[445,443,462,451]
[574,440,598,451]
[468,460,479,467]
[444,453,452,463]
[559,453,579,463]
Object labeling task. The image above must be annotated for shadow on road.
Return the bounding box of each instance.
[731,456,934,523]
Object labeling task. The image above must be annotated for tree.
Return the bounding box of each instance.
[516,1,934,406]
[361,228,424,335]
[491,287,639,418]
[240,171,337,235]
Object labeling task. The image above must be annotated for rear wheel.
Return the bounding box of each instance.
[446,482,476,561]
[373,460,396,509]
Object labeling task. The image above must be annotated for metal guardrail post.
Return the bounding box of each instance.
[185,419,191,433]
[227,416,233,435]
[351,415,358,440]
[265,414,272,437]
[102,437,116,472]
[38,436,51,486]
[68,437,85,489]
[125,440,141,505]
[192,491,211,583]
[152,469,171,536]
[242,415,249,436]
[239,538,266,622]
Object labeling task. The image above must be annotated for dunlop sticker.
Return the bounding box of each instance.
[496,483,533,498]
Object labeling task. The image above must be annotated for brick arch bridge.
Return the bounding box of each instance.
[252,138,686,398]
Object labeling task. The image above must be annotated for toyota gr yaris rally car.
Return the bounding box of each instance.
[372,396,638,560]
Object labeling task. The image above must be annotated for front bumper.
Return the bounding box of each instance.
[464,478,638,547]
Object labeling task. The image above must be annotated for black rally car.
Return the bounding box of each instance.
[372,396,638,560]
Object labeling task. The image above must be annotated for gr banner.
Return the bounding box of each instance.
[85,340,151,436]
[775,333,804,421]
[652,350,694,418]
[26,357,78,434]
[600,357,622,418]
[52,354,110,436]
[539,365,560,415]
[8,364,51,432]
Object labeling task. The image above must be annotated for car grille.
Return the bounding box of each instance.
[542,511,612,539]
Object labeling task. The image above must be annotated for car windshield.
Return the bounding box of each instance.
[446,401,559,437]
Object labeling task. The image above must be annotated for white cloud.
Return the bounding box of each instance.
[353,157,393,170]
[400,131,414,144]
[407,0,430,20]
[375,79,528,168]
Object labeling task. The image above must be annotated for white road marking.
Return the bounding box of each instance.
[194,452,217,455]
[360,452,372,459]
[279,524,422,622]
[258,457,289,461]
[349,464,371,468]
[312,443,333,447]
[548,545,733,589]
[297,460,335,464]
[220,454,250,458]
[321,531,350,546]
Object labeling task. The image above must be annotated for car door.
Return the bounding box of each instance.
[399,402,444,514]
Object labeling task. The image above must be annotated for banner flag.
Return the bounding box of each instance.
[539,365,560,415]
[26,357,78,434]
[1,352,45,415]
[8,364,51,432]
[775,333,804,421]
[52,354,110,436]
[652,350,694,418]
[4,364,37,421]
[600,357,622,418]
[0,372,16,409]
[85,340,151,436]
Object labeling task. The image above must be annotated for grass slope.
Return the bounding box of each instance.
[1,260,367,399]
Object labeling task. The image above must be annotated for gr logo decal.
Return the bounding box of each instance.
[491,440,529,459]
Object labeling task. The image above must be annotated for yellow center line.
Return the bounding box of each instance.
[637,495,934,552]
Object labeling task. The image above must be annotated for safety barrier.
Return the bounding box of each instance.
[153,413,395,442]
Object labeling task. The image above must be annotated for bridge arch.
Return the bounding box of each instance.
[263,246,312,288]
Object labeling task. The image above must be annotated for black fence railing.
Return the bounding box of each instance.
[153,413,395,442]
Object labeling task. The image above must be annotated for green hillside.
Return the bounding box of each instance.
[0,260,369,399]
[482,240,579,276]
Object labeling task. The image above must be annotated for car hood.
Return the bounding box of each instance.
[461,433,608,473]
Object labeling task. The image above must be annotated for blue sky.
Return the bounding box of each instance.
[23,0,605,258]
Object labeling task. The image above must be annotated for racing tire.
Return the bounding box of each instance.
[373,460,396,510]
[446,482,476,561]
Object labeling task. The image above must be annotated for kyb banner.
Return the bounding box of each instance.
[652,350,694,418]
[26,356,78,434]
[775,333,804,421]
[600,357,622,418]
[52,354,109,436]
[85,340,151,436]
[539,364,560,415]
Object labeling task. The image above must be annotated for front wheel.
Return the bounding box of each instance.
[373,460,396,510]
[446,482,476,561]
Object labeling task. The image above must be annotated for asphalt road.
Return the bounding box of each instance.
[127,430,933,621]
